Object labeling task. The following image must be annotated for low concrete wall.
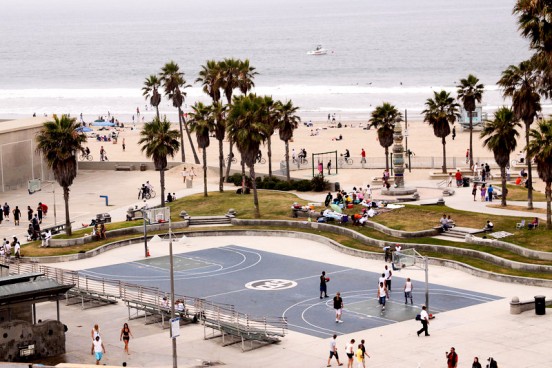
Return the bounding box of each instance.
[363,220,439,238]
[510,296,552,314]
[231,219,552,280]
[77,161,182,171]
[49,221,189,247]
[467,234,552,261]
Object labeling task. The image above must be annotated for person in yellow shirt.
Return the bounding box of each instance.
[355,344,364,368]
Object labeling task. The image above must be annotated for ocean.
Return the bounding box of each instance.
[0,0,535,121]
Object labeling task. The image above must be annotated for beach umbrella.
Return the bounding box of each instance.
[76,126,93,132]
[91,121,115,127]
[330,203,342,213]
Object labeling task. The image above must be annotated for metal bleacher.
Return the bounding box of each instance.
[9,262,287,351]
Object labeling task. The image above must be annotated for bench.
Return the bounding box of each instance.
[42,221,75,235]
[115,165,135,171]
[124,299,199,328]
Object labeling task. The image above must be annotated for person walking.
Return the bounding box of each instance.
[318,161,324,176]
[122,137,126,151]
[327,160,332,175]
[480,185,487,202]
[446,347,458,368]
[471,357,482,368]
[320,271,329,298]
[465,148,470,164]
[355,344,364,368]
[360,148,366,164]
[455,169,462,187]
[404,277,413,304]
[333,292,344,323]
[120,323,133,355]
[13,206,21,226]
[417,305,430,336]
[452,126,456,140]
[3,203,9,221]
[37,203,43,224]
[91,324,101,340]
[472,183,478,201]
[99,146,106,161]
[326,334,344,367]
[377,282,388,311]
[359,340,370,368]
[345,338,355,368]
[27,206,33,221]
[91,335,106,365]
[384,265,392,292]
[487,184,494,202]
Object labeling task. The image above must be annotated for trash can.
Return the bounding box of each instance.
[463,177,470,187]
[334,182,340,191]
[535,295,546,315]
[140,164,146,171]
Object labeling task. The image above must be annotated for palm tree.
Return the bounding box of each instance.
[277,100,301,182]
[227,94,267,218]
[481,107,521,207]
[138,117,180,207]
[422,91,460,173]
[159,61,200,164]
[527,119,552,229]
[498,60,542,209]
[369,103,402,170]
[221,58,258,182]
[197,60,227,192]
[514,0,552,63]
[457,74,485,166]
[259,95,278,178]
[188,102,215,197]
[142,75,162,120]
[35,114,86,236]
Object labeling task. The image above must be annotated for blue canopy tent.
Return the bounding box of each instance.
[76,126,93,132]
[91,121,115,127]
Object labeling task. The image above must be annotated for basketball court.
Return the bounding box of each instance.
[79,243,501,338]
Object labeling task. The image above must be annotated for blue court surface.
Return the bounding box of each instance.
[81,245,501,338]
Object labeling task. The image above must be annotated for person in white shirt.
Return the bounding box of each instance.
[42,230,52,247]
[417,305,430,336]
[384,265,392,291]
[377,282,388,311]
[404,277,413,304]
[91,335,106,365]
[181,167,188,183]
[326,334,343,367]
[345,338,356,368]
[13,237,20,259]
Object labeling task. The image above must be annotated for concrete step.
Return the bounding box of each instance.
[188,216,231,226]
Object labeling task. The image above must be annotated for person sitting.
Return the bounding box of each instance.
[528,217,539,230]
[484,220,494,231]
[41,229,52,248]
[440,214,451,231]
[26,224,35,241]
[100,223,107,239]
[515,176,522,185]
[447,215,455,227]
[167,192,173,203]
[93,223,100,240]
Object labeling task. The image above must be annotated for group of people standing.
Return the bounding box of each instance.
[327,334,370,368]
[471,183,495,202]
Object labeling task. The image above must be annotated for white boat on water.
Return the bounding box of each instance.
[307,45,327,55]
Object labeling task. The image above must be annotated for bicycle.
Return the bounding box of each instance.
[225,155,237,164]
[138,188,151,200]
[338,155,353,166]
[80,153,93,161]
[255,156,266,164]
[292,157,308,165]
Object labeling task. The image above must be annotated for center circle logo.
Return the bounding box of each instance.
[245,279,297,291]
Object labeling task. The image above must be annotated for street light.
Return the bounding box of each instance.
[140,200,149,258]
[168,211,178,367]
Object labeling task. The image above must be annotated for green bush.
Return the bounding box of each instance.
[294,180,312,192]
[310,176,328,192]
[274,181,292,191]
[229,173,243,186]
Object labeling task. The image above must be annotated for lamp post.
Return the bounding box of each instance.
[168,211,177,367]
[140,200,149,257]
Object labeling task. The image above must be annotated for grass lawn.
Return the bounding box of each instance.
[501,184,547,202]
[19,189,552,280]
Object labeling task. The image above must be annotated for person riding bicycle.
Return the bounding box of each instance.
[140,184,148,199]
[145,181,153,195]
[344,149,350,159]
[256,151,262,163]
[85,147,91,157]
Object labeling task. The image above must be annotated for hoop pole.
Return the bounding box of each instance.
[424,256,429,313]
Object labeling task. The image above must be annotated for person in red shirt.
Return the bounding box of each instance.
[455,170,463,187]
[360,148,366,163]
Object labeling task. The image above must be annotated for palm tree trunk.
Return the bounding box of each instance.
[160,169,166,207]
[469,112,474,167]
[441,136,447,174]
[525,122,534,209]
[250,164,260,218]
[225,140,234,182]
[546,182,551,230]
[155,106,160,121]
[267,136,272,178]
[63,186,72,236]
[241,158,246,194]
[203,147,208,197]
[500,165,507,207]
[285,140,290,182]
[182,117,201,164]
[218,139,224,192]
[177,108,186,162]
[385,147,389,171]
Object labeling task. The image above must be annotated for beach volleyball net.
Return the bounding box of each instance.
[311,151,338,177]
